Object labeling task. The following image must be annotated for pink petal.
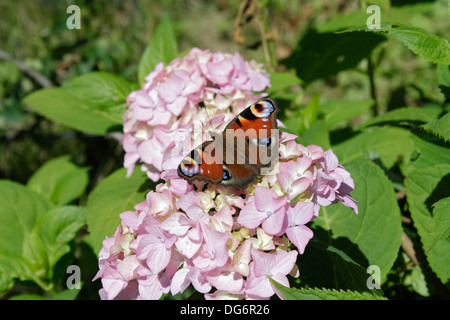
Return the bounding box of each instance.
[321,149,339,172]
[295,156,313,174]
[138,278,166,300]
[124,152,139,169]
[271,250,298,275]
[119,210,143,232]
[189,268,212,293]
[121,133,138,153]
[171,268,191,295]
[254,186,286,213]
[206,268,244,292]
[280,132,298,143]
[147,108,172,126]
[250,250,274,277]
[134,91,155,107]
[166,96,187,116]
[185,205,209,224]
[287,202,314,225]
[117,255,139,281]
[175,234,202,258]
[137,140,160,164]
[135,234,172,274]
[144,62,165,85]
[286,225,313,254]
[261,208,286,235]
[161,212,192,236]
[248,67,270,92]
[338,194,359,215]
[168,178,192,197]
[192,223,229,271]
[102,277,127,300]
[278,160,297,176]
[237,200,267,229]
[306,145,324,161]
[155,73,184,103]
[290,177,313,196]
[211,206,234,232]
[181,70,204,95]
[147,189,173,216]
[206,59,233,85]
[176,191,201,212]
[276,172,294,194]
[132,104,154,121]
[246,271,273,298]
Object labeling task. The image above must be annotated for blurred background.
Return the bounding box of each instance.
[0,0,449,300]
[1,0,449,184]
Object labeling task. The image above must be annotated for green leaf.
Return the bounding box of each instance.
[430,197,450,247]
[27,156,89,206]
[282,30,386,84]
[421,111,450,142]
[138,14,178,84]
[283,94,320,136]
[406,265,431,297]
[0,274,14,293]
[320,99,374,129]
[271,282,386,300]
[299,240,384,295]
[23,88,120,135]
[324,244,369,291]
[317,10,367,34]
[332,127,414,168]
[49,287,81,300]
[318,3,435,34]
[339,24,450,65]
[0,180,54,285]
[309,160,402,283]
[64,72,137,123]
[31,206,86,273]
[266,71,303,95]
[402,135,450,175]
[64,72,135,109]
[436,64,450,99]
[9,288,81,300]
[9,294,48,300]
[301,94,320,132]
[405,165,450,284]
[388,26,450,65]
[359,106,442,129]
[0,180,85,291]
[298,120,331,150]
[86,168,152,254]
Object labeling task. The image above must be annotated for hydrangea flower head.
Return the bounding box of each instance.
[122,48,270,181]
[95,48,358,300]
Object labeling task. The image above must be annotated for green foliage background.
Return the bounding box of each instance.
[0,0,449,300]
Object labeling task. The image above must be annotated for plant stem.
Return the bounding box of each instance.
[0,49,54,88]
[257,3,277,69]
[367,55,378,116]
[32,276,55,294]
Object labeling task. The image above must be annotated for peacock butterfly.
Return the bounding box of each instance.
[177,98,280,190]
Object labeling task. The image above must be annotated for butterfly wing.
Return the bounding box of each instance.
[177,98,280,190]
[219,163,258,189]
[224,97,279,173]
[177,139,224,186]
[225,98,279,133]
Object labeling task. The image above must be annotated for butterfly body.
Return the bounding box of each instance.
[177,98,280,190]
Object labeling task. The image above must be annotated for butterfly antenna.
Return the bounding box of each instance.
[198,101,213,130]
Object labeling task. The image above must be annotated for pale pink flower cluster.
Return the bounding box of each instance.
[122,47,270,181]
[95,49,358,300]
[94,131,358,300]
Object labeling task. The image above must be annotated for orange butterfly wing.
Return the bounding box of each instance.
[177,98,279,190]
